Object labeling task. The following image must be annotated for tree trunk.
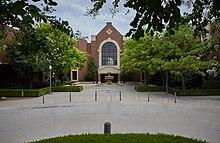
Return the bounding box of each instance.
[165,71,169,93]
[181,75,185,90]
[27,71,33,89]
[144,72,148,86]
[159,72,165,86]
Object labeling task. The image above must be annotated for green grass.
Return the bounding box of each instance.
[29,133,207,143]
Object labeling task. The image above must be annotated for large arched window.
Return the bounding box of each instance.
[102,42,117,65]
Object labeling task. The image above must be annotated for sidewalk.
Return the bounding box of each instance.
[0,83,220,143]
[1,83,220,108]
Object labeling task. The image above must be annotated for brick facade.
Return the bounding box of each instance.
[75,22,139,83]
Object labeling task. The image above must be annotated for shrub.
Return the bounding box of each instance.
[169,88,220,96]
[52,85,83,92]
[29,133,207,143]
[135,85,165,92]
[0,87,49,97]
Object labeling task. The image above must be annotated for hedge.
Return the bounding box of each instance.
[135,85,166,92]
[169,88,220,96]
[0,87,49,97]
[135,85,220,96]
[52,85,83,92]
[29,133,207,143]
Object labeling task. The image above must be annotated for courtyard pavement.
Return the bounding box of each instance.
[0,82,220,143]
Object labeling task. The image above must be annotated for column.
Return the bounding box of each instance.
[118,73,121,83]
[98,74,101,84]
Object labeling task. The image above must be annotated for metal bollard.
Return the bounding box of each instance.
[174,92,177,103]
[43,94,44,104]
[95,91,97,101]
[21,90,24,98]
[104,122,111,134]
[69,92,72,102]
[148,93,149,102]
[119,91,122,101]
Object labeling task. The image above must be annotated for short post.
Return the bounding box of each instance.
[43,94,44,104]
[174,92,177,103]
[119,91,122,101]
[148,93,149,102]
[95,91,97,101]
[104,122,111,134]
[21,89,24,98]
[69,92,71,102]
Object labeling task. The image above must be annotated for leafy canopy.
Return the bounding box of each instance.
[87,0,220,40]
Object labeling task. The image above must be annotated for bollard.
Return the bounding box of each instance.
[69,92,71,102]
[43,94,44,104]
[148,93,149,102]
[104,122,111,134]
[119,91,122,101]
[174,92,177,103]
[95,91,97,101]
[21,90,24,98]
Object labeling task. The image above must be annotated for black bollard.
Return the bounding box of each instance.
[95,91,97,101]
[104,122,111,134]
[174,92,177,103]
[69,92,71,102]
[119,91,122,101]
[43,94,44,104]
[148,93,149,102]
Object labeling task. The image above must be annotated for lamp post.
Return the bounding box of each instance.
[49,65,52,95]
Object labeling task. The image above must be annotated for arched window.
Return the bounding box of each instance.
[102,42,117,65]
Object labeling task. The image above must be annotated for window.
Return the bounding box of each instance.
[72,70,77,80]
[102,42,117,65]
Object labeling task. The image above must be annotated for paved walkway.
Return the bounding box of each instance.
[0,83,220,143]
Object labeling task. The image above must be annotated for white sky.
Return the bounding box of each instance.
[52,0,135,41]
[50,0,191,42]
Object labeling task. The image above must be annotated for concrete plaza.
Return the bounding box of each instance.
[0,83,220,143]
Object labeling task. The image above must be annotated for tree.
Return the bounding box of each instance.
[85,57,97,81]
[36,23,87,85]
[0,0,73,50]
[87,0,220,40]
[121,33,161,85]
[6,29,48,88]
[160,24,218,90]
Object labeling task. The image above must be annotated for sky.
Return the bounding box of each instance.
[50,0,191,42]
[52,0,136,41]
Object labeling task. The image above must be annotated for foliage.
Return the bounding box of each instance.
[6,29,48,88]
[0,0,73,37]
[52,85,83,92]
[88,0,220,40]
[36,23,87,80]
[0,87,49,97]
[29,133,207,143]
[121,33,161,85]
[135,85,166,92]
[85,57,97,81]
[160,24,218,90]
[169,88,220,96]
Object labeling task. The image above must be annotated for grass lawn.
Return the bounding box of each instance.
[29,133,207,143]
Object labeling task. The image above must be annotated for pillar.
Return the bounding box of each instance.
[118,73,121,83]
[98,73,101,84]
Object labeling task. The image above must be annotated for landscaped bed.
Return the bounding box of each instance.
[29,133,207,143]
[135,85,220,96]
[0,85,83,98]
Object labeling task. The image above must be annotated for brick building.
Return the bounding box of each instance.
[72,22,140,83]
